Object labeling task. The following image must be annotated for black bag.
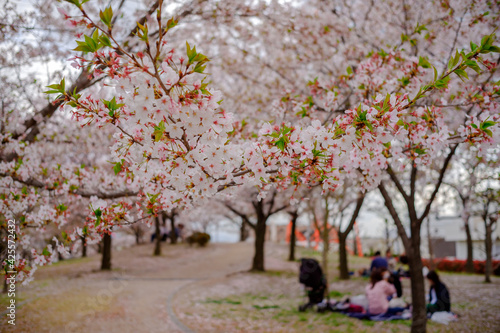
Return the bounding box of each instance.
[299,258,327,307]
[299,258,324,288]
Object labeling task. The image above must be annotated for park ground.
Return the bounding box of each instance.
[1,242,499,333]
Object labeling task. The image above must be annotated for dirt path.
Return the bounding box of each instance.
[1,242,256,333]
[2,242,499,333]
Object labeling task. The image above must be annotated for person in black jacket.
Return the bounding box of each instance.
[426,270,451,313]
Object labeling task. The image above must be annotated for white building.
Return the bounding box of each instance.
[421,215,500,260]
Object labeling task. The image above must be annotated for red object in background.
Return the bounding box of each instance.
[286,221,363,257]
[421,258,500,275]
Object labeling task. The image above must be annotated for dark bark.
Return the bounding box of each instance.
[338,195,365,280]
[426,217,435,270]
[353,230,358,256]
[379,146,456,333]
[101,233,112,270]
[81,235,87,258]
[252,215,266,271]
[464,222,474,273]
[408,222,427,333]
[169,213,178,244]
[135,230,141,245]
[288,211,298,261]
[338,235,349,280]
[224,191,288,272]
[154,216,162,256]
[321,223,330,297]
[485,222,493,283]
[240,219,249,242]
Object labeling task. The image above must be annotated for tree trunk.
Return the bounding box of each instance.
[485,223,492,283]
[135,230,141,245]
[353,230,358,256]
[288,212,298,262]
[426,217,435,270]
[408,223,427,333]
[154,216,162,256]
[101,233,112,270]
[169,214,178,244]
[240,220,249,242]
[251,217,266,271]
[338,195,364,280]
[339,234,349,280]
[321,223,330,298]
[464,222,474,273]
[81,235,87,258]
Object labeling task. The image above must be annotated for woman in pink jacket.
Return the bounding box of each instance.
[365,269,405,315]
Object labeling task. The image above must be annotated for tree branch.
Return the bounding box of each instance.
[339,193,365,239]
[418,144,458,223]
[378,181,410,249]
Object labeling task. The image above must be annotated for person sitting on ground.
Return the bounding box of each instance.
[426,270,451,314]
[380,267,402,298]
[365,269,405,315]
[370,251,388,272]
[386,249,397,272]
[397,254,410,277]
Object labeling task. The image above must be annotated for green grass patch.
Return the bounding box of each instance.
[48,256,94,267]
[252,304,280,310]
[329,290,351,298]
[388,319,412,327]
[253,270,296,278]
[203,298,242,305]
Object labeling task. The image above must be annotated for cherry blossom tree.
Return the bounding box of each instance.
[223,187,289,271]
[307,184,365,282]
[2,1,500,332]
[475,187,499,283]
[443,147,499,272]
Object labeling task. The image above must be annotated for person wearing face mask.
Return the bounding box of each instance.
[380,267,403,298]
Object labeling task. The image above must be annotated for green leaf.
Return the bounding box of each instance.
[346,66,353,75]
[57,203,68,212]
[275,137,286,151]
[103,97,124,113]
[414,23,427,34]
[193,63,206,74]
[113,161,123,175]
[64,0,81,8]
[418,56,431,69]
[398,76,410,87]
[480,120,496,130]
[464,59,481,73]
[454,68,469,81]
[186,41,198,64]
[415,148,426,155]
[99,6,113,28]
[153,121,166,142]
[99,34,112,47]
[486,45,500,53]
[434,76,450,89]
[448,50,460,70]
[165,17,178,31]
[44,78,66,95]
